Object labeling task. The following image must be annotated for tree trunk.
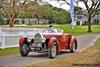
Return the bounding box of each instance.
[37,19,39,24]
[9,17,14,28]
[87,14,92,32]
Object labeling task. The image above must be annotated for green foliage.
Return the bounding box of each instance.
[18,2,71,24]
[0,10,5,24]
[0,10,3,24]
[42,4,71,24]
[96,11,100,15]
[1,1,71,24]
[1,1,72,24]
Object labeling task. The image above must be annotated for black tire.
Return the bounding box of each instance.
[48,42,57,59]
[70,41,76,53]
[19,44,29,57]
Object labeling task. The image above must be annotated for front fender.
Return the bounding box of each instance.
[70,36,77,49]
[19,37,27,46]
[48,37,60,53]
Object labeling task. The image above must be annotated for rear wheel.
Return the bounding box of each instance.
[19,44,29,57]
[70,42,76,53]
[48,42,57,59]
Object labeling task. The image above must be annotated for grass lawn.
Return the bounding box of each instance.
[25,38,100,67]
[0,47,19,57]
[2,24,100,36]
[56,25,100,36]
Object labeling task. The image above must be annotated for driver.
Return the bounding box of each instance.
[45,25,56,33]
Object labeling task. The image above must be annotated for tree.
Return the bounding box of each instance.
[0,0,27,27]
[22,1,46,24]
[34,6,46,24]
[79,0,100,32]
[57,0,100,32]
[42,4,71,24]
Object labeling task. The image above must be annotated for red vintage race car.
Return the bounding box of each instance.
[19,28,77,59]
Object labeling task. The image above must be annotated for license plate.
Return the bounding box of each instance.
[34,44,42,47]
[35,47,41,51]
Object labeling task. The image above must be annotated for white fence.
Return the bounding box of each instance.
[0,28,44,49]
[0,33,19,49]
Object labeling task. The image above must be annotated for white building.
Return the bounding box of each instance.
[3,18,49,25]
[75,11,100,25]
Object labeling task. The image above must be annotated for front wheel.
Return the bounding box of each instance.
[70,42,76,53]
[48,42,57,59]
[19,44,29,57]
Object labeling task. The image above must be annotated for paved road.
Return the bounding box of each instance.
[76,34,100,52]
[0,34,100,67]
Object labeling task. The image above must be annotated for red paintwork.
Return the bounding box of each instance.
[47,37,61,53]
[19,37,26,46]
[43,33,77,53]
[70,36,77,49]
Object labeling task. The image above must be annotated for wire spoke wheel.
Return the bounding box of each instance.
[51,45,56,57]
[70,42,76,53]
[19,44,29,57]
[48,42,57,59]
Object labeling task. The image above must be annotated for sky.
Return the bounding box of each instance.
[42,0,86,11]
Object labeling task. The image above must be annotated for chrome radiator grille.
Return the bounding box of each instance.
[34,33,42,47]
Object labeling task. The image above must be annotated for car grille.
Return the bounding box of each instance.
[34,33,43,47]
